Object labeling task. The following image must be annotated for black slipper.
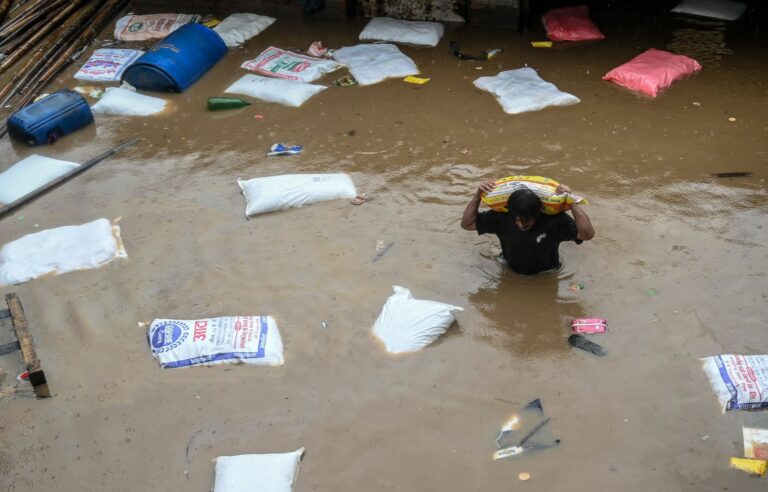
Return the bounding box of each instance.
[568,334,607,356]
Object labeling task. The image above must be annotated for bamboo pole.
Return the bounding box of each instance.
[0,0,67,41]
[0,138,138,219]
[0,0,100,103]
[0,0,125,139]
[0,0,13,26]
[0,0,87,75]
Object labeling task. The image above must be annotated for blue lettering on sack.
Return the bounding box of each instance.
[150,321,189,354]
[715,355,739,409]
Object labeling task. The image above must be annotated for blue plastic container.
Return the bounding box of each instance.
[7,90,93,146]
[122,23,227,93]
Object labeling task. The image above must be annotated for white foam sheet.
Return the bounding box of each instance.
[332,44,418,86]
[359,17,445,47]
[238,173,357,217]
[672,0,746,20]
[91,87,167,116]
[0,218,126,286]
[214,13,276,47]
[213,448,304,492]
[0,154,79,204]
[225,74,326,107]
[372,286,463,354]
[473,67,580,115]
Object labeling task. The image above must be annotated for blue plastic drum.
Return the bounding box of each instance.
[122,23,227,93]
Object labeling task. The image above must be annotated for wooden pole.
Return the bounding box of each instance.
[6,293,50,398]
[0,0,87,75]
[0,0,100,104]
[0,138,139,219]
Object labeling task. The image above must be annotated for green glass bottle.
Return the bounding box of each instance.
[207,97,251,110]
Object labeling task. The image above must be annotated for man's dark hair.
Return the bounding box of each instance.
[507,188,542,222]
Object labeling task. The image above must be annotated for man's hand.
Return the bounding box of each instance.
[463,179,496,231]
[555,183,572,195]
[477,180,496,196]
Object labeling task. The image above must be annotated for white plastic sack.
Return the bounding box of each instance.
[701,355,768,411]
[225,74,326,107]
[672,0,746,20]
[372,286,463,354]
[91,87,167,116]
[148,316,284,368]
[359,17,445,47]
[213,448,304,492]
[0,218,126,286]
[474,67,580,115]
[241,46,341,83]
[214,13,276,47]
[332,44,418,86]
[0,154,79,204]
[238,174,357,217]
[74,49,143,82]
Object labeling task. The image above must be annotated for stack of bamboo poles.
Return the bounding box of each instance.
[0,0,128,139]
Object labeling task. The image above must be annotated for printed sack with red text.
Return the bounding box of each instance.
[241,46,341,83]
[541,6,605,41]
[602,48,702,98]
[701,355,768,411]
[148,316,284,368]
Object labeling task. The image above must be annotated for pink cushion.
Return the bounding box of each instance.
[602,48,702,97]
[541,6,605,41]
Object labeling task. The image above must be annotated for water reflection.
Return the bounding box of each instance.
[469,262,586,359]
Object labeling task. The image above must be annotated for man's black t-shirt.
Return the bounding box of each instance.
[476,211,581,275]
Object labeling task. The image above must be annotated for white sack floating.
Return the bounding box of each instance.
[0,218,126,286]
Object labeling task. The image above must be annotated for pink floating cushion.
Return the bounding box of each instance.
[602,48,702,98]
[541,5,605,41]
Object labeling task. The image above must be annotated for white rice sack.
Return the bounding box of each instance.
[214,13,276,47]
[241,46,341,83]
[359,17,445,47]
[91,87,167,116]
[0,218,126,286]
[474,67,580,115]
[74,49,143,82]
[213,448,304,492]
[332,44,418,86]
[372,286,463,354]
[672,0,746,20]
[0,154,78,204]
[148,316,284,368]
[701,355,768,411]
[238,173,357,217]
[225,74,326,107]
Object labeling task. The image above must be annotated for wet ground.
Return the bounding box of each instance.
[1,6,767,492]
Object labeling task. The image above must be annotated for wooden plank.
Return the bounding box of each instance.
[5,293,50,398]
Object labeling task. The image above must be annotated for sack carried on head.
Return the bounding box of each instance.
[480,175,587,215]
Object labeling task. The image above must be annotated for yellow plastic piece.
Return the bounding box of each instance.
[730,457,767,476]
[202,18,221,28]
[403,76,430,85]
[480,176,587,215]
[531,41,553,48]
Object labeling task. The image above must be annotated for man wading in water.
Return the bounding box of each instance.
[461,180,595,275]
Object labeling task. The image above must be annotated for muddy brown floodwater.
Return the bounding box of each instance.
[1,8,767,492]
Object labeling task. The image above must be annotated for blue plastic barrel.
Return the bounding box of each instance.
[122,23,227,93]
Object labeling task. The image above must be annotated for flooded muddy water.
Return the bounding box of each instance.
[1,8,767,492]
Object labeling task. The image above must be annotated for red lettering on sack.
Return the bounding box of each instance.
[193,320,208,341]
